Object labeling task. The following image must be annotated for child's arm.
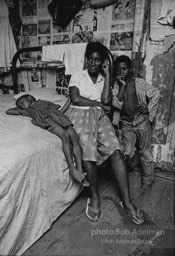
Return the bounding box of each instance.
[59,97,71,114]
[6,107,22,115]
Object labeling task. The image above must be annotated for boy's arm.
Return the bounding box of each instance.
[59,97,71,114]
[6,107,22,115]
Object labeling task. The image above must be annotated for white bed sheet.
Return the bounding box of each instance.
[0,95,81,255]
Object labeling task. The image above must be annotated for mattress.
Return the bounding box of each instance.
[0,95,81,255]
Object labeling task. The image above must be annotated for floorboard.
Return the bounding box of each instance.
[23,170,174,256]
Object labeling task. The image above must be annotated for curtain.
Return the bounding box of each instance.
[0,0,17,71]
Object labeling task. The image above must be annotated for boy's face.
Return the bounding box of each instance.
[115,62,130,81]
[86,52,102,75]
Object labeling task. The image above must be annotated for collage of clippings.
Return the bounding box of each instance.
[19,0,135,61]
[18,0,135,91]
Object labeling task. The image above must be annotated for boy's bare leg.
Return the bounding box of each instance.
[66,126,89,186]
[49,125,84,183]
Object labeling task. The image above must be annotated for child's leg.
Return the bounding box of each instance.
[49,125,84,183]
[66,126,89,187]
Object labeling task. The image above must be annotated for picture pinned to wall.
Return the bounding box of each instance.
[93,32,110,47]
[52,22,72,33]
[56,69,70,96]
[110,32,133,51]
[38,35,51,46]
[22,24,37,36]
[37,0,50,17]
[22,36,38,48]
[16,36,21,49]
[41,70,47,87]
[111,50,132,61]
[73,10,93,33]
[111,23,125,31]
[22,0,37,17]
[21,36,38,61]
[17,84,25,93]
[52,34,70,45]
[112,0,135,20]
[96,15,111,31]
[38,19,51,34]
[31,71,40,83]
[72,31,93,43]
[22,16,38,25]
[38,0,48,9]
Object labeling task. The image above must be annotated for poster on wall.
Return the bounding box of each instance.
[72,31,93,43]
[73,10,93,33]
[111,50,132,60]
[93,32,110,47]
[52,34,71,45]
[22,24,37,36]
[22,0,37,16]
[111,21,134,32]
[38,35,51,46]
[21,36,38,61]
[110,32,133,51]
[112,0,135,20]
[38,0,51,17]
[52,22,72,33]
[38,20,51,34]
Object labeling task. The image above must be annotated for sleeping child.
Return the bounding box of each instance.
[6,94,89,187]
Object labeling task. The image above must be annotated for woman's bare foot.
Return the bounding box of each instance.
[86,193,100,221]
[122,201,144,225]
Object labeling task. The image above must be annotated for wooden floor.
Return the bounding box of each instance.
[23,168,174,256]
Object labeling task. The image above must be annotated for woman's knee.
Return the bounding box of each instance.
[110,149,124,161]
[140,149,153,162]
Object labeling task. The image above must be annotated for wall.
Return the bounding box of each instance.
[143,0,175,170]
[18,0,174,169]
[18,0,136,57]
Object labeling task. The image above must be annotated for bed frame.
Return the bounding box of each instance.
[11,45,114,94]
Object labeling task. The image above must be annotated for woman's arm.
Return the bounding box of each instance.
[6,107,21,115]
[69,86,103,108]
[101,62,112,105]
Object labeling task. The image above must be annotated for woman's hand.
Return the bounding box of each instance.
[102,60,110,76]
[102,104,111,113]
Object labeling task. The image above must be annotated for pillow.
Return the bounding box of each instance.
[14,88,68,107]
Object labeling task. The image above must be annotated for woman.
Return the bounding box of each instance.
[66,42,144,224]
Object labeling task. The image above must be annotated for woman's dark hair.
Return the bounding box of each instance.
[114,55,132,69]
[85,42,107,61]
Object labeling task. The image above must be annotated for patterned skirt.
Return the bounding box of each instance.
[65,107,121,166]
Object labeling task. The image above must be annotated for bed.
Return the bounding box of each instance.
[0,45,113,255]
[0,94,81,255]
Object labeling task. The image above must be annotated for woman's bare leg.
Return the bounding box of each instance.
[109,150,144,222]
[50,125,83,183]
[83,161,100,212]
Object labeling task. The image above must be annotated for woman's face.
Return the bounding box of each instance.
[86,52,102,75]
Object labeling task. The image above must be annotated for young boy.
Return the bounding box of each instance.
[112,55,160,192]
[6,94,89,187]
